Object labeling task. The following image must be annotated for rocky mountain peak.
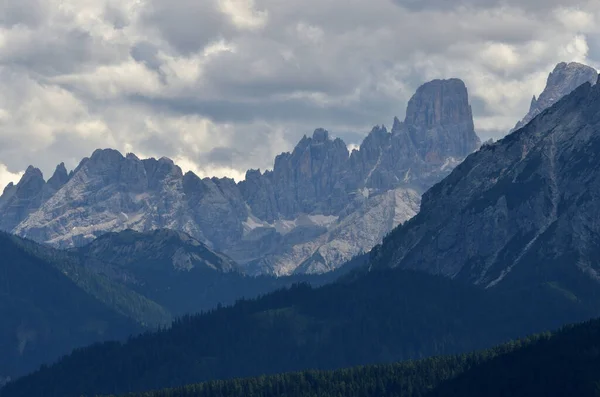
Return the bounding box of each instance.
[47,163,69,191]
[530,95,537,108]
[22,165,44,181]
[513,61,598,131]
[403,78,480,163]
[90,148,124,164]
[146,156,184,180]
[312,128,329,142]
[359,125,390,152]
[0,166,46,231]
[405,78,473,128]
[2,182,14,196]
[392,116,403,131]
[16,167,45,195]
[0,183,17,211]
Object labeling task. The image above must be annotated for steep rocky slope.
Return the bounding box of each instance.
[2,78,479,275]
[75,229,238,274]
[372,72,600,296]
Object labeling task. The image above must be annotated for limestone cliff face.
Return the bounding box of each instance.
[404,78,479,161]
[373,73,600,291]
[240,129,350,221]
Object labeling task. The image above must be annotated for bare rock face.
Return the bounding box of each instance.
[240,129,350,221]
[513,62,598,131]
[404,78,480,161]
[372,72,600,292]
[3,78,482,275]
[46,163,70,192]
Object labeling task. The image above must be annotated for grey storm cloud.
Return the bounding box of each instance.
[140,0,236,54]
[0,0,598,188]
[0,0,48,28]
[103,4,130,30]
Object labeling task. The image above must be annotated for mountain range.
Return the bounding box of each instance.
[0,78,481,276]
[2,63,595,277]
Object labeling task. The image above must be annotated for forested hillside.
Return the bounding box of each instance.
[0,230,355,385]
[0,232,142,381]
[103,318,600,397]
[4,265,597,397]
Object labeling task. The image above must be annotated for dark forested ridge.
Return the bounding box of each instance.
[0,229,357,386]
[0,232,142,382]
[428,320,600,397]
[3,264,598,397]
[102,318,600,397]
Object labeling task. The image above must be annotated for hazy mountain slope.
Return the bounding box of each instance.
[372,72,600,296]
[71,229,348,316]
[0,232,142,383]
[75,228,238,274]
[3,78,480,276]
[3,264,595,397]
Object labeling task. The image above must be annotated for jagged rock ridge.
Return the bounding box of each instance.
[0,164,69,232]
[1,78,482,275]
[372,71,600,292]
[513,62,598,132]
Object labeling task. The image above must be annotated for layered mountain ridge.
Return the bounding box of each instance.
[1,78,480,275]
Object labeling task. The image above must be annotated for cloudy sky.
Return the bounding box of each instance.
[0,0,599,188]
